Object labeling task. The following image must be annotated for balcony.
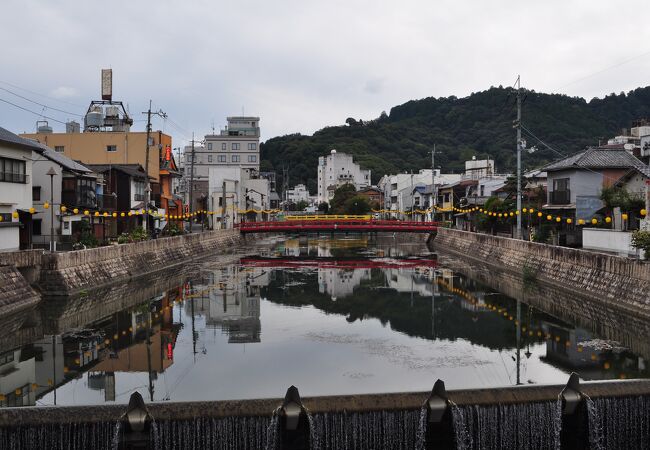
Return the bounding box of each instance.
[62,190,97,209]
[549,190,571,205]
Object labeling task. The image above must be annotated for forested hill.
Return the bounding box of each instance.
[260,86,650,194]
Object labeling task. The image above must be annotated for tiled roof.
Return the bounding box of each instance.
[40,146,93,174]
[544,148,644,172]
[0,126,45,152]
[86,164,150,179]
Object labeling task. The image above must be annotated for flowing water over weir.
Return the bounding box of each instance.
[450,400,562,450]
[586,396,650,450]
[0,421,119,450]
[150,416,271,450]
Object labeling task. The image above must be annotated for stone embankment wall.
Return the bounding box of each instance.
[0,265,40,316]
[39,229,244,295]
[433,228,650,315]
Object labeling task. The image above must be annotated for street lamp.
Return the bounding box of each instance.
[46,167,57,252]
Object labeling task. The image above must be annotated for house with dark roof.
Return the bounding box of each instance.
[543,147,644,245]
[86,164,150,236]
[0,127,44,250]
[30,144,99,250]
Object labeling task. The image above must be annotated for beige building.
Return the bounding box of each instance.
[20,130,169,183]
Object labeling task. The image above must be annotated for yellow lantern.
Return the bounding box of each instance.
[578,219,585,225]
[94,211,100,217]
[522,208,527,213]
[12,211,19,219]
[103,212,108,217]
[529,208,535,213]
[591,218,598,225]
[84,210,90,216]
[73,208,79,214]
[509,212,514,217]
[546,215,552,221]
[641,209,647,216]
[622,213,628,221]
[29,207,35,214]
[112,212,117,218]
[555,216,561,222]
[0,216,3,222]
[605,217,611,223]
[43,202,50,209]
[566,218,572,224]
[120,212,125,217]
[60,205,67,212]
[537,212,542,217]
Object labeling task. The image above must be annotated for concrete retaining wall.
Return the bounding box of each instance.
[38,229,244,295]
[433,228,650,316]
[0,265,40,317]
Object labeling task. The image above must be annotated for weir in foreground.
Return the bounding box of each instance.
[2,375,650,449]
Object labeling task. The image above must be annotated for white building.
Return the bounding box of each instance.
[203,116,261,171]
[286,184,311,204]
[0,127,41,251]
[207,166,270,228]
[317,150,371,204]
[463,158,495,180]
[378,170,461,217]
[182,116,261,212]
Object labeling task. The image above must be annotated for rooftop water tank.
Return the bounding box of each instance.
[36,120,52,133]
[86,110,104,128]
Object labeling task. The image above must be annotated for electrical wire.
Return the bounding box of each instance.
[0,86,83,117]
[0,79,86,108]
[0,97,67,124]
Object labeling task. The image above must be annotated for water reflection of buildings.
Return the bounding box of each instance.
[187,266,265,344]
[0,289,181,407]
[540,322,648,380]
[319,268,371,300]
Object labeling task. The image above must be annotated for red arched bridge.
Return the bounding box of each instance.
[236,219,439,234]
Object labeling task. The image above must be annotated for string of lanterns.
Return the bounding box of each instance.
[372,205,648,225]
[0,204,284,222]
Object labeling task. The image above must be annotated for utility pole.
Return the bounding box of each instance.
[431,144,436,222]
[188,133,196,232]
[515,76,523,240]
[47,167,56,252]
[142,101,166,234]
[221,181,226,229]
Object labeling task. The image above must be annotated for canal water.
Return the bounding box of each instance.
[0,236,647,408]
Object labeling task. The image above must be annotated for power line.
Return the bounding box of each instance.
[0,86,83,117]
[553,48,650,91]
[0,80,86,108]
[0,97,67,124]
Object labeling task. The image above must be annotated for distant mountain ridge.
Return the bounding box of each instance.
[260,86,650,194]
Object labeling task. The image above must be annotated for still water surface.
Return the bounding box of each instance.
[1,236,647,408]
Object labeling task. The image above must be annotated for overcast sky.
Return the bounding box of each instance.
[2,0,650,147]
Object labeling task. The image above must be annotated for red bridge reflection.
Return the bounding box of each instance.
[237,220,438,234]
[239,256,437,269]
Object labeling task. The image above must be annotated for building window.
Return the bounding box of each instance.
[218,155,227,162]
[54,146,64,153]
[232,143,240,151]
[134,181,145,201]
[207,143,213,150]
[232,155,241,162]
[208,155,213,163]
[0,157,27,183]
[248,155,257,163]
[33,186,41,201]
[222,143,227,150]
[106,145,117,152]
[248,143,256,151]
[33,219,42,236]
